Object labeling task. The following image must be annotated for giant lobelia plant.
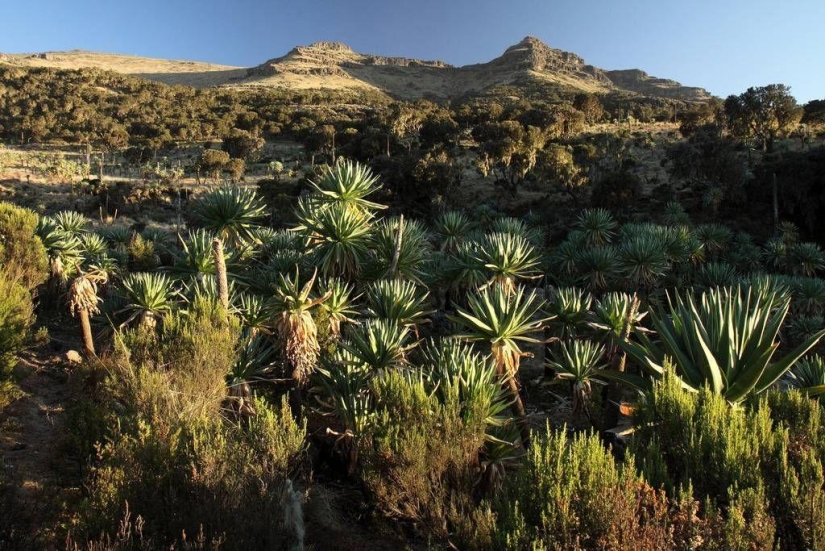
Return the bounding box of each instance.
[616,285,825,402]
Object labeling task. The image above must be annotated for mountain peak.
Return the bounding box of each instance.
[304,41,355,53]
[517,35,548,47]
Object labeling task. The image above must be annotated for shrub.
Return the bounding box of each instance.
[632,365,825,549]
[78,298,307,547]
[359,368,492,544]
[0,201,48,291]
[0,272,35,375]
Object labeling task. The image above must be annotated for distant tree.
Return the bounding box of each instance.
[678,97,725,137]
[573,93,604,124]
[227,158,246,183]
[197,149,231,182]
[419,110,459,150]
[537,143,587,196]
[724,84,803,153]
[802,99,825,126]
[221,128,264,160]
[474,121,546,196]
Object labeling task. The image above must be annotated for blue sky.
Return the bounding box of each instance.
[1,0,822,102]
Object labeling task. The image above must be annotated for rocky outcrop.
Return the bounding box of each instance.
[605,69,710,101]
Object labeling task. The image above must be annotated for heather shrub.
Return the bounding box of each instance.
[0,201,48,291]
[358,369,493,544]
[0,272,35,375]
[77,298,306,548]
[632,365,825,549]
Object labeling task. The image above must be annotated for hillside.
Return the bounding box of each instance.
[1,37,710,102]
[0,50,247,87]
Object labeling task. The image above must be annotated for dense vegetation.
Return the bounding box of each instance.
[2,63,825,549]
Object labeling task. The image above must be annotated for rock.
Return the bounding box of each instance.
[11,442,26,451]
[65,350,83,364]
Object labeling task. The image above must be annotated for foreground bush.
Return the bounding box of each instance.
[75,298,306,548]
[0,273,34,375]
[0,202,48,291]
[633,366,825,550]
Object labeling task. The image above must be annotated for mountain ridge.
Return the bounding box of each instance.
[0,37,710,102]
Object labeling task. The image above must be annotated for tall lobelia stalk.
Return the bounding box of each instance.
[212,237,229,310]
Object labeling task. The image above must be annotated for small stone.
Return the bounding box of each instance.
[65,350,83,364]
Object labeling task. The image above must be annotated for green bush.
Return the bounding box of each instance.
[632,365,825,549]
[0,272,34,375]
[359,369,492,544]
[0,201,48,291]
[77,298,306,548]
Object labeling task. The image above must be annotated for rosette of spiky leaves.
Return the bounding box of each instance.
[190,185,266,246]
[340,319,413,372]
[314,356,375,438]
[255,228,306,262]
[432,210,474,254]
[119,272,175,330]
[365,216,431,283]
[663,201,690,226]
[450,285,549,444]
[783,354,825,397]
[169,229,225,280]
[228,330,277,401]
[725,241,763,275]
[744,273,793,298]
[364,279,433,330]
[450,285,549,378]
[575,208,617,247]
[79,233,109,260]
[547,233,585,284]
[318,278,359,338]
[587,292,648,345]
[695,261,739,289]
[176,229,216,276]
[762,239,788,273]
[545,286,592,340]
[236,293,271,335]
[616,234,669,290]
[778,221,800,246]
[52,211,89,236]
[619,285,825,402]
[695,223,733,259]
[444,240,488,292]
[575,246,618,293]
[546,339,607,414]
[98,226,133,252]
[789,277,825,315]
[181,270,241,307]
[270,270,329,385]
[489,217,545,247]
[418,339,511,432]
[36,217,84,282]
[475,232,542,293]
[295,198,373,280]
[787,314,825,346]
[309,159,386,214]
[790,242,825,277]
[702,186,724,211]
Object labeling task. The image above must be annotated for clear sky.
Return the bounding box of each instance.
[1,0,823,102]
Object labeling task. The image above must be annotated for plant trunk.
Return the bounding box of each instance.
[79,308,95,358]
[603,295,639,430]
[506,373,531,448]
[212,238,229,310]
